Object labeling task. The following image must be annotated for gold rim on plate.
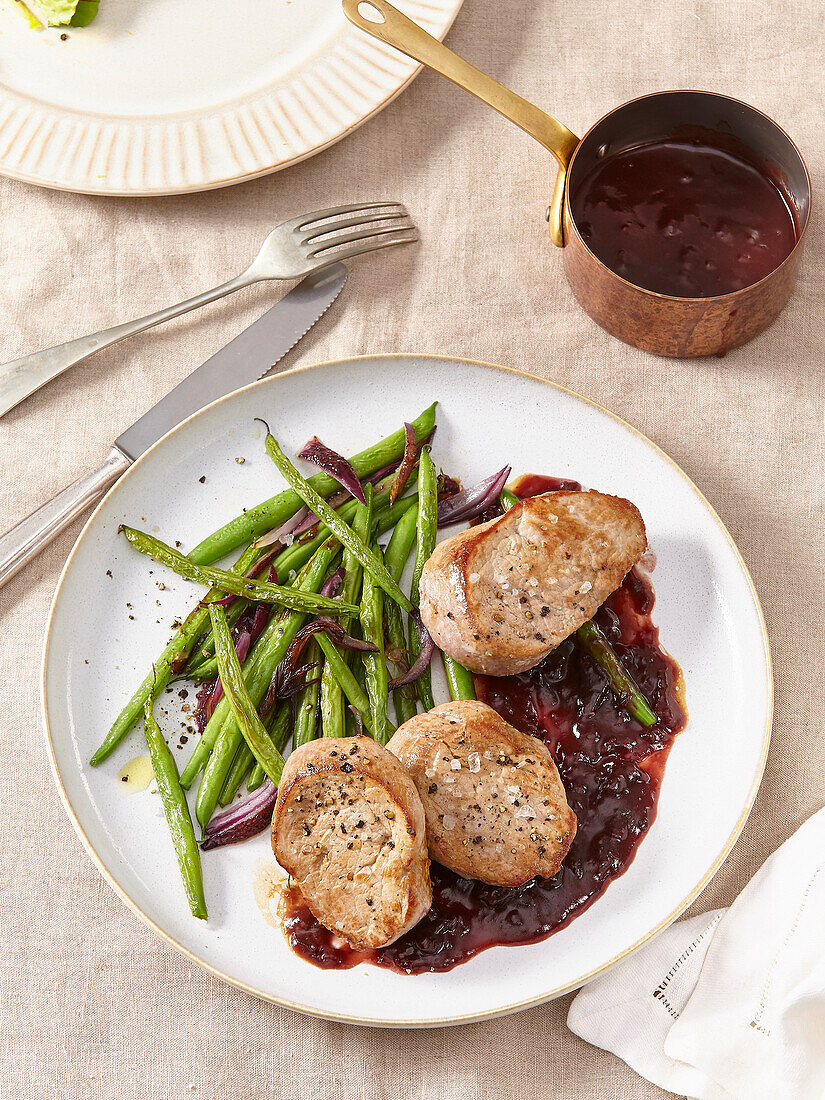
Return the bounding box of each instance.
[41,354,773,1027]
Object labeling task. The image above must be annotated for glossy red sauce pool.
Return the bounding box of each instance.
[282,476,687,973]
[571,139,798,297]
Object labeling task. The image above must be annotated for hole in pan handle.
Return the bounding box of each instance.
[342,0,580,245]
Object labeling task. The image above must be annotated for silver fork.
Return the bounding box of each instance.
[0,202,416,419]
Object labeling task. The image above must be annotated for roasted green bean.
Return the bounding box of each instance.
[181,543,331,789]
[219,744,255,807]
[209,604,286,783]
[442,654,476,701]
[263,433,413,613]
[90,541,263,766]
[189,403,437,565]
[293,639,321,748]
[409,447,437,711]
[143,698,207,920]
[575,619,657,727]
[383,504,419,725]
[120,526,356,616]
[193,542,337,826]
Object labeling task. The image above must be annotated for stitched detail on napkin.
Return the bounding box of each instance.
[651,912,723,1019]
[750,864,823,1036]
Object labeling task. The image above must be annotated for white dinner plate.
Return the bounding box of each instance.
[0,0,462,195]
[42,355,771,1026]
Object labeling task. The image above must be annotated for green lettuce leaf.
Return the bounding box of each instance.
[34,0,79,24]
[31,0,98,26]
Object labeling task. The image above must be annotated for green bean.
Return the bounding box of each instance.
[294,640,321,748]
[314,633,375,733]
[142,698,207,920]
[90,542,263,766]
[409,448,437,711]
[575,620,657,727]
[319,659,345,738]
[187,509,365,679]
[360,498,390,744]
[120,526,356,616]
[246,704,292,792]
[182,598,253,673]
[193,543,336,826]
[263,434,413,613]
[181,545,329,788]
[383,502,419,580]
[318,487,371,740]
[219,744,254,806]
[209,604,286,783]
[185,495,417,680]
[189,403,437,565]
[384,504,420,725]
[442,654,476,701]
[227,684,310,795]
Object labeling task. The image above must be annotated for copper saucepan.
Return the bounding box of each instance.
[343,0,811,357]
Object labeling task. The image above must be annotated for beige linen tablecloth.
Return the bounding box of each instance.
[1,1,823,1097]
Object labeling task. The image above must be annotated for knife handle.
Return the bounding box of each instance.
[0,448,130,589]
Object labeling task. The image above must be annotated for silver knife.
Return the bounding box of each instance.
[0,263,347,589]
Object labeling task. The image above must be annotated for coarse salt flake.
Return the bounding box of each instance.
[468,752,481,773]
[580,580,592,593]
[450,758,461,770]
[515,804,536,819]
[469,572,481,583]
[442,814,457,830]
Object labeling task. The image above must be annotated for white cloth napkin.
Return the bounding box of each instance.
[568,807,825,1099]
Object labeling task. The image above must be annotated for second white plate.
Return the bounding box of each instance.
[0,0,462,194]
[42,355,771,1025]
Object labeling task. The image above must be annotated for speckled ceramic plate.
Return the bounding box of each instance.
[0,0,462,195]
[41,355,771,1026]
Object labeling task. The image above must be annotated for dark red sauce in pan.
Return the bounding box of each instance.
[281,476,687,973]
[571,140,797,297]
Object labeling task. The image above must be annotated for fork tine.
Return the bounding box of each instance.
[301,210,410,244]
[310,231,418,267]
[288,202,406,233]
[307,221,417,257]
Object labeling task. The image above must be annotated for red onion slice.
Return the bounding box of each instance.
[389,422,417,506]
[388,612,434,688]
[262,617,376,718]
[201,779,278,850]
[253,506,310,550]
[437,466,511,527]
[298,436,366,504]
[321,566,345,598]
[291,488,350,537]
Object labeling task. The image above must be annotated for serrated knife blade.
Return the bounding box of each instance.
[117,262,347,461]
[0,262,347,589]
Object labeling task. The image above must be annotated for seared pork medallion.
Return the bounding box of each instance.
[388,701,576,886]
[419,490,647,676]
[272,736,432,949]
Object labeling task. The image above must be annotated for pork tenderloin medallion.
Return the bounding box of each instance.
[419,490,646,676]
[272,736,432,950]
[387,701,576,887]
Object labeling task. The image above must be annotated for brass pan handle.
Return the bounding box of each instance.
[342,0,579,245]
